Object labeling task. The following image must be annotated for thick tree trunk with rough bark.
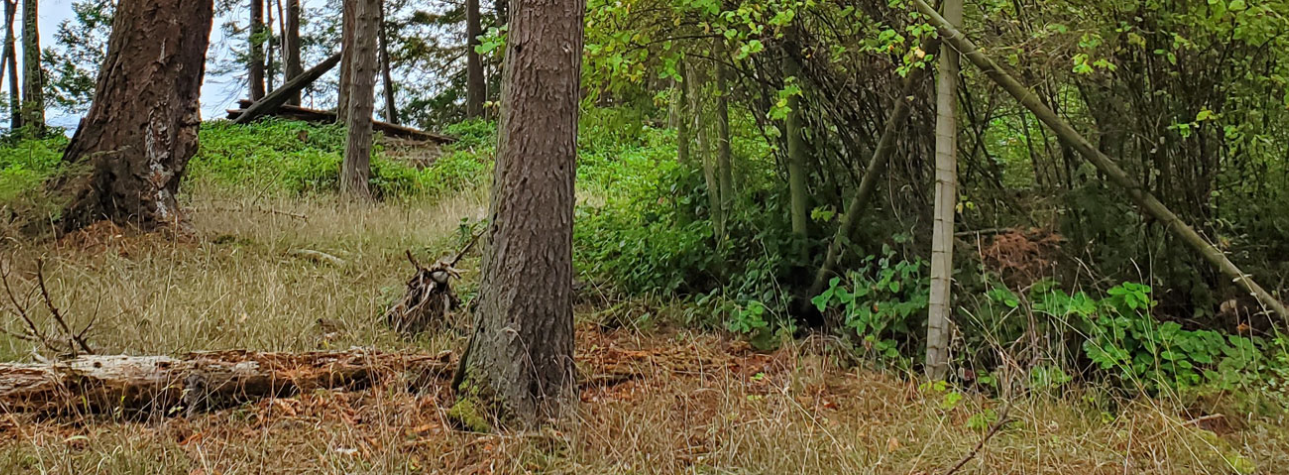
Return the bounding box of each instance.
[50,0,213,232]
[925,0,962,381]
[340,0,379,200]
[464,0,485,118]
[453,0,585,430]
[3,0,18,130]
[284,0,302,105]
[379,1,398,124]
[19,0,41,134]
[249,0,266,101]
[336,0,355,124]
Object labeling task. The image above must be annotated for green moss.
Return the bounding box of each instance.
[446,396,493,433]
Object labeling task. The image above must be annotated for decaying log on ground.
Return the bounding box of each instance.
[228,101,456,145]
[0,349,453,416]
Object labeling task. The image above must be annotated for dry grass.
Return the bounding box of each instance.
[0,188,1286,474]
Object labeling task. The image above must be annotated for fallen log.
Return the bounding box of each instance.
[0,349,453,416]
[232,52,342,125]
[227,102,456,145]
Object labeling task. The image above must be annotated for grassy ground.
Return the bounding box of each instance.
[0,187,1286,473]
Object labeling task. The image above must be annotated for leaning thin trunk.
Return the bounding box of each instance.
[336,0,356,124]
[249,0,266,100]
[912,0,1289,321]
[51,0,214,232]
[19,0,42,134]
[284,0,302,105]
[925,0,962,381]
[464,0,485,118]
[379,1,398,125]
[2,0,17,131]
[340,0,380,200]
[452,0,585,430]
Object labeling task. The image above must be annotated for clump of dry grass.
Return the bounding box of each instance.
[0,187,1285,474]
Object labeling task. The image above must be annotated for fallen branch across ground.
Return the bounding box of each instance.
[0,349,453,416]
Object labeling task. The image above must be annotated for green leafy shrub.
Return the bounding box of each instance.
[811,245,930,362]
[0,134,69,201]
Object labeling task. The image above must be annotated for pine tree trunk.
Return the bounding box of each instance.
[51,0,214,233]
[379,1,398,125]
[2,0,18,131]
[340,0,379,200]
[249,0,266,101]
[265,0,276,92]
[284,0,302,105]
[19,0,42,135]
[336,0,356,124]
[925,0,962,382]
[453,0,585,429]
[464,0,485,118]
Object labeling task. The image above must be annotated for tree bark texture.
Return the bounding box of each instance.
[464,0,485,118]
[336,0,355,124]
[714,41,734,231]
[456,0,585,429]
[51,0,214,232]
[19,0,42,134]
[3,0,18,130]
[249,0,266,101]
[911,0,1289,321]
[782,38,808,252]
[340,0,379,200]
[379,1,398,124]
[0,350,452,415]
[925,0,962,381]
[284,0,302,105]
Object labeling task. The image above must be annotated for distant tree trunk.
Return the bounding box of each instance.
[3,0,18,131]
[925,0,962,382]
[692,66,724,238]
[336,0,355,124]
[51,0,214,233]
[19,0,42,134]
[464,0,485,118]
[340,0,379,200]
[265,0,276,92]
[782,39,808,256]
[284,0,302,105]
[379,0,398,124]
[453,0,585,429]
[249,0,266,101]
[676,59,690,164]
[714,42,734,229]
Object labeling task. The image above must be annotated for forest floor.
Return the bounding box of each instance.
[0,187,1286,474]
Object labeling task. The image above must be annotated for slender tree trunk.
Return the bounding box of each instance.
[51,0,214,233]
[19,0,42,135]
[2,0,18,131]
[249,0,266,101]
[912,0,1289,321]
[284,0,302,105]
[782,39,808,255]
[340,0,379,200]
[925,0,962,382]
[453,0,585,429]
[692,67,723,238]
[336,0,356,124]
[715,42,734,230]
[676,59,690,164]
[379,0,398,125]
[265,0,276,92]
[464,0,485,118]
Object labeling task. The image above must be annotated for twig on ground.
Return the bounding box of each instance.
[36,259,94,355]
[943,400,1013,475]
